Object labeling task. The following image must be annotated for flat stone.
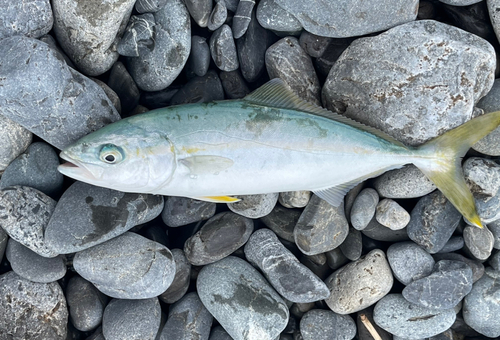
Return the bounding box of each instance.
[361,218,410,242]
[184,0,212,27]
[473,79,500,155]
[300,309,356,340]
[322,20,496,146]
[260,205,301,243]
[189,36,211,77]
[210,24,239,72]
[294,195,349,255]
[161,196,216,228]
[45,182,164,254]
[169,70,225,105]
[107,61,140,116]
[279,191,311,209]
[350,188,379,230]
[375,199,410,230]
[117,13,156,58]
[339,227,363,261]
[256,0,302,34]
[325,249,393,314]
[220,70,251,99]
[184,211,254,266]
[373,165,436,199]
[73,232,176,299]
[0,186,57,258]
[208,0,227,31]
[228,193,279,219]
[197,256,289,340]
[232,0,256,38]
[0,271,68,340]
[66,276,107,332]
[463,225,494,260]
[373,294,456,338]
[245,228,330,303]
[0,0,53,39]
[0,36,120,150]
[135,0,168,13]
[387,241,435,285]
[433,252,484,283]
[103,298,161,340]
[0,115,32,174]
[159,249,191,304]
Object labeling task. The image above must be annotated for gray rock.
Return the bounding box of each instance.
[66,276,107,332]
[208,0,227,31]
[299,253,330,280]
[209,326,233,340]
[128,0,190,91]
[103,298,161,340]
[279,191,311,209]
[299,32,332,58]
[189,36,211,77]
[356,307,392,340]
[375,199,410,230]
[488,0,500,55]
[117,13,156,58]
[228,193,278,219]
[463,269,500,337]
[260,205,301,243]
[0,186,57,257]
[197,256,289,340]
[170,70,225,105]
[490,251,500,270]
[0,227,7,262]
[161,196,216,228]
[0,271,68,339]
[403,260,473,309]
[38,33,76,68]
[436,235,464,253]
[344,183,364,218]
[210,24,239,72]
[0,0,52,39]
[107,61,140,115]
[159,249,191,304]
[373,165,436,199]
[339,227,363,261]
[0,113,32,174]
[0,36,120,150]
[184,0,212,27]
[325,249,393,314]
[159,292,212,340]
[387,241,435,285]
[184,211,254,266]
[361,218,410,242]
[91,78,122,114]
[0,142,63,197]
[52,0,135,75]
[220,70,251,99]
[488,219,500,249]
[232,0,256,38]
[135,0,168,13]
[6,238,66,283]
[294,195,349,255]
[300,309,356,340]
[433,252,484,283]
[266,37,321,106]
[407,190,462,253]
[463,225,495,260]
[245,228,330,303]
[73,232,176,299]
[440,0,482,5]
[45,182,163,254]
[322,20,496,146]
[373,294,456,338]
[473,79,500,155]
[350,188,379,231]
[256,0,302,34]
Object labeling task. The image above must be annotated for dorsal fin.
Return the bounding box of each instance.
[244,78,406,147]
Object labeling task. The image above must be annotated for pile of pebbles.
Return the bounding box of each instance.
[2,0,500,339]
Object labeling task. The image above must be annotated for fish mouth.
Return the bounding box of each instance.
[58,152,95,180]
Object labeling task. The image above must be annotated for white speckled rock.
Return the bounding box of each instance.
[473,79,500,155]
[373,165,436,199]
[376,199,410,230]
[0,115,32,174]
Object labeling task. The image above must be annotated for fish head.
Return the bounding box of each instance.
[58,122,176,193]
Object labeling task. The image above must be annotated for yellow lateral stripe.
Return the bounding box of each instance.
[202,196,241,203]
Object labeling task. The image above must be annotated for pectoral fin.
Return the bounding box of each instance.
[179,155,234,175]
[191,196,241,203]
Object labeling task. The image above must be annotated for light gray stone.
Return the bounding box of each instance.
[440,0,481,5]
[159,249,191,304]
[300,309,356,340]
[66,276,107,332]
[228,193,278,219]
[279,191,311,209]
[0,115,32,174]
[433,252,484,283]
[117,13,156,58]
[256,0,302,34]
[208,0,227,31]
[0,0,53,39]
[373,165,436,199]
[463,225,495,260]
[387,241,435,285]
[473,79,500,155]
[210,24,239,72]
[184,0,212,27]
[135,0,168,13]
[375,199,410,230]
[350,188,379,230]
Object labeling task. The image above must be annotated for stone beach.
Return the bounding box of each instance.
[2,0,500,339]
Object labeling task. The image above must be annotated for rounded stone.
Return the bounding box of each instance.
[107,61,140,116]
[339,227,363,261]
[189,36,211,77]
[300,309,356,340]
[433,252,484,283]
[220,70,251,99]
[210,24,239,72]
[0,0,53,39]
[232,0,256,38]
[0,115,32,174]
[227,193,279,219]
[256,0,302,33]
[184,0,212,27]
[375,199,410,230]
[117,13,155,58]
[373,165,436,199]
[169,69,224,105]
[350,188,379,230]
[279,191,311,209]
[66,276,107,332]
[159,249,191,304]
[161,196,216,228]
[261,204,301,243]
[473,79,500,155]
[135,0,168,13]
[436,235,464,253]
[361,218,410,242]
[463,225,495,260]
[387,241,435,285]
[208,0,227,31]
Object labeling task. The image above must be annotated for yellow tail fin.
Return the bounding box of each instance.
[413,110,500,228]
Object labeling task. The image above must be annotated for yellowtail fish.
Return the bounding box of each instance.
[58,79,500,228]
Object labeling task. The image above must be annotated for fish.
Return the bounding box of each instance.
[58,79,500,228]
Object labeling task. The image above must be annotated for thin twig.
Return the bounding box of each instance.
[360,314,383,340]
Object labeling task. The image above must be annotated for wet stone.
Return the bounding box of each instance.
[6,238,66,283]
[402,260,473,309]
[103,298,161,340]
[135,0,168,13]
[299,309,356,340]
[159,249,191,304]
[350,188,379,231]
[299,31,332,58]
[473,79,500,155]
[0,271,68,340]
[159,292,212,340]
[232,0,256,38]
[463,225,494,260]
[220,70,251,99]
[373,294,456,339]
[169,70,225,105]
[117,13,156,58]
[436,235,464,253]
[197,256,289,340]
[184,0,212,27]
[245,228,330,303]
[279,191,311,209]
[107,61,140,116]
[66,276,107,332]
[339,227,362,261]
[294,195,349,255]
[184,211,254,266]
[260,204,301,243]
[325,249,393,314]
[210,24,239,72]
[433,252,484,283]
[361,218,410,242]
[0,142,63,197]
[0,115,32,174]
[208,0,227,31]
[73,232,176,299]
[189,36,211,77]
[228,193,279,219]
[387,241,435,285]
[0,0,53,39]
[256,0,302,34]
[161,196,216,228]
[0,186,57,258]
[373,165,436,199]
[375,199,410,230]
[45,182,164,254]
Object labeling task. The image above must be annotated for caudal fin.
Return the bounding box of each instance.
[413,110,500,228]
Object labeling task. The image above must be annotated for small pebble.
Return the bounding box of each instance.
[373,165,436,199]
[488,219,500,249]
[436,235,464,253]
[135,0,168,13]
[210,24,239,72]
[117,14,156,58]
[261,205,301,243]
[161,196,216,228]
[279,191,311,209]
[232,0,256,38]
[387,241,435,285]
[208,0,227,31]
[107,62,140,116]
[339,228,362,261]
[473,79,500,155]
[189,36,211,77]
[325,248,350,271]
[299,31,331,58]
[299,309,356,340]
[227,193,278,219]
[0,115,32,174]
[184,0,212,27]
[375,199,410,230]
[209,326,233,340]
[463,225,495,260]
[169,70,225,105]
[0,227,7,262]
[433,252,484,283]
[159,249,191,304]
[66,276,107,332]
[361,218,410,242]
[256,0,303,33]
[220,70,251,99]
[0,0,53,39]
[350,188,379,231]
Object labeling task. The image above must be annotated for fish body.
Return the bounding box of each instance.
[59,79,500,228]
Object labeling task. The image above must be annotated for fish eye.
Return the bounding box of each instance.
[99,144,124,164]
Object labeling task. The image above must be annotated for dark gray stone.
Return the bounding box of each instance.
[299,253,330,280]
[159,292,212,340]
[209,326,233,340]
[256,0,302,34]
[0,271,68,340]
[107,61,140,116]
[161,196,216,228]
[0,227,7,263]
[0,0,53,39]
[197,256,289,340]
[375,199,410,230]
[73,232,176,299]
[128,0,190,91]
[299,32,331,58]
[103,298,161,340]
[228,193,278,219]
[373,294,456,338]
[387,241,435,285]
[184,211,254,266]
[373,165,436,199]
[0,114,32,174]
[325,249,393,314]
[294,195,349,255]
[6,238,66,283]
[350,188,379,231]
[463,225,494,260]
[326,248,349,271]
[135,0,168,13]
[0,142,63,197]
[66,276,107,332]
[92,78,122,114]
[300,309,356,340]
[0,186,57,257]
[488,219,500,249]
[490,251,500,270]
[232,0,256,38]
[244,228,330,303]
[261,205,302,243]
[210,24,239,72]
[473,79,500,155]
[159,249,191,304]
[441,0,481,4]
[184,0,212,27]
[189,36,211,77]
[356,307,392,340]
[279,191,311,209]
[433,252,484,283]
[208,0,227,31]
[344,183,364,218]
[220,70,251,99]
[339,227,362,261]
[436,235,464,253]
[169,70,225,105]
[361,218,410,242]
[117,14,156,58]
[0,36,120,150]
[45,181,164,254]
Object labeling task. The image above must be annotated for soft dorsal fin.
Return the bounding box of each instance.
[244,78,406,147]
